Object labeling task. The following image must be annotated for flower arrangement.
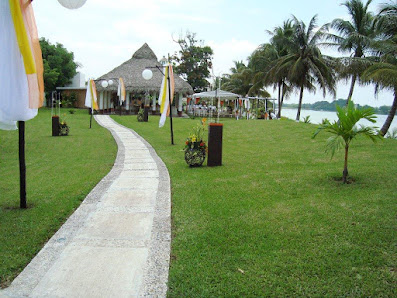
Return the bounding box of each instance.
[137,108,144,122]
[184,118,207,167]
[184,118,207,151]
[59,113,69,136]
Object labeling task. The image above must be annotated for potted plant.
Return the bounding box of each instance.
[184,119,207,167]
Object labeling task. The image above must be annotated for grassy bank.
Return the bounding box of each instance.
[0,109,116,288]
[113,115,396,297]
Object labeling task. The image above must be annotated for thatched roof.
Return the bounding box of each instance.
[96,43,193,94]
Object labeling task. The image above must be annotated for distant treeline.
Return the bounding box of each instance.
[283,99,391,115]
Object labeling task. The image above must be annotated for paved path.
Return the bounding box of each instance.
[1,115,171,297]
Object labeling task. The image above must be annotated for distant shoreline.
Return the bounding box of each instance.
[283,98,391,115]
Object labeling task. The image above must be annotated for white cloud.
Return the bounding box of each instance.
[208,39,258,75]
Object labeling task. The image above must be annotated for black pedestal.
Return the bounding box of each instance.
[207,123,223,166]
[52,116,59,136]
[144,106,149,122]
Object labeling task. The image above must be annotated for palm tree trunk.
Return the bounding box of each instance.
[277,82,281,118]
[278,83,285,118]
[380,90,397,136]
[343,144,349,184]
[296,84,304,121]
[346,75,357,105]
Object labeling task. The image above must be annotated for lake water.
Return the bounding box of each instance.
[281,108,397,132]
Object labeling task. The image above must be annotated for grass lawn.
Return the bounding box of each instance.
[113,114,396,297]
[0,108,116,288]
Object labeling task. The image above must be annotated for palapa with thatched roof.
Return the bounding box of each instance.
[97,43,192,93]
[95,43,193,115]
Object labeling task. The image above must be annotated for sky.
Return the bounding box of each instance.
[32,0,394,107]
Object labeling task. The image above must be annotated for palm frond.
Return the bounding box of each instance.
[325,135,345,158]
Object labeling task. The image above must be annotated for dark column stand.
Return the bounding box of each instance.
[144,106,149,122]
[207,123,223,167]
[52,116,60,136]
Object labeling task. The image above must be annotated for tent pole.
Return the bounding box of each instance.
[18,121,27,209]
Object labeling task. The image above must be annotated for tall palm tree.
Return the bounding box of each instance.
[326,0,375,104]
[361,1,397,135]
[249,43,288,108]
[313,101,381,184]
[258,20,294,118]
[269,15,336,121]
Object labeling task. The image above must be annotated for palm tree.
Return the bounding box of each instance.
[249,43,288,107]
[361,1,397,135]
[221,61,250,96]
[229,60,246,75]
[313,101,381,184]
[257,20,294,118]
[326,0,375,104]
[222,61,270,97]
[269,15,336,121]
[374,0,397,38]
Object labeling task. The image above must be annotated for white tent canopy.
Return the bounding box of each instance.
[193,89,241,99]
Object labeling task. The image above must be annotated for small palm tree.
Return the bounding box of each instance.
[312,101,381,183]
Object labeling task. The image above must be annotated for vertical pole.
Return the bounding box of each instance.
[58,92,61,116]
[90,108,93,128]
[18,121,27,209]
[168,72,174,145]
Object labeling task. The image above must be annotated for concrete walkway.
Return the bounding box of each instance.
[1,115,171,297]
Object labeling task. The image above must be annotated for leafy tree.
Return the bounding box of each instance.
[40,38,78,95]
[170,32,213,92]
[361,1,397,135]
[313,102,381,183]
[269,15,336,121]
[325,0,376,104]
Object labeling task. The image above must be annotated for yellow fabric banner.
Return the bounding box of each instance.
[91,80,99,110]
[9,0,36,75]
[160,66,169,114]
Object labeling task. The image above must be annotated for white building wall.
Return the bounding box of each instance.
[67,72,85,88]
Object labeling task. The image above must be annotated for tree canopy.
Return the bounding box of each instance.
[40,38,79,95]
[325,0,376,104]
[170,32,213,93]
[269,15,336,121]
